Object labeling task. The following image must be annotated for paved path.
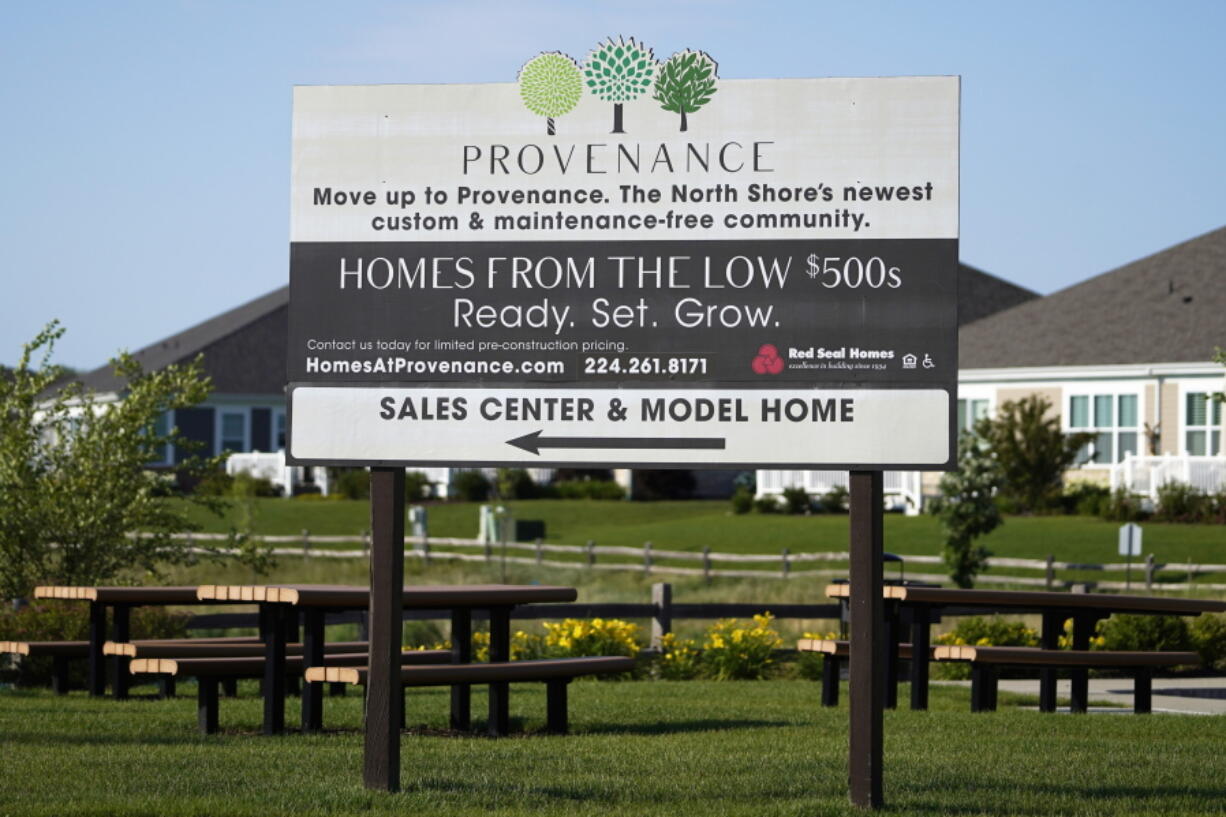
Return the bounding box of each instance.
[935,676,1226,715]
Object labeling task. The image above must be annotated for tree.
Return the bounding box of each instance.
[653,50,717,132]
[936,431,1003,588]
[582,36,656,134]
[976,394,1093,513]
[0,321,224,600]
[518,52,584,136]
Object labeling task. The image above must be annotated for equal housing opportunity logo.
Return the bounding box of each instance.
[518,36,718,135]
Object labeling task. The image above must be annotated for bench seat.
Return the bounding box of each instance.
[105,640,368,659]
[307,656,636,736]
[932,646,1200,713]
[797,639,933,707]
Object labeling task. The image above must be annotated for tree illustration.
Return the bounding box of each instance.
[653,50,717,132]
[518,52,584,136]
[582,36,656,134]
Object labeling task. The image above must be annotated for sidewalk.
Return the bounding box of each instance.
[935,676,1226,715]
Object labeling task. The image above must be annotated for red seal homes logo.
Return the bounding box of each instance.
[752,343,784,375]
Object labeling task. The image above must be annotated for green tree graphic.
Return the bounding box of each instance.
[654,50,718,132]
[518,52,584,136]
[582,36,656,134]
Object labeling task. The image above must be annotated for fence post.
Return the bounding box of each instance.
[651,583,672,650]
[535,537,543,565]
[643,541,653,575]
[1045,554,1055,590]
[585,540,596,568]
[1145,553,1155,590]
[702,546,712,585]
[782,547,791,579]
[302,528,310,560]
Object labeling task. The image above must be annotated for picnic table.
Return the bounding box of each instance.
[32,586,207,699]
[827,584,1226,710]
[194,584,578,734]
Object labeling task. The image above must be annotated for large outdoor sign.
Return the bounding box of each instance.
[288,43,959,468]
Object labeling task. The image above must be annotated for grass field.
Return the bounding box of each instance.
[1,681,1223,817]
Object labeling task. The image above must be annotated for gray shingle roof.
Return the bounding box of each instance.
[957,263,1037,325]
[960,226,1226,369]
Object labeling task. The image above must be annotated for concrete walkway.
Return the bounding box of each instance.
[935,676,1226,715]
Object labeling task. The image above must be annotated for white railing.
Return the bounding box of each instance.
[225,450,331,497]
[755,470,923,515]
[1109,453,1226,500]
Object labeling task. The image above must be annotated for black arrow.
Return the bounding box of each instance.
[507,430,726,456]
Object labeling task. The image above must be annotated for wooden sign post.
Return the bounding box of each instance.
[848,471,885,808]
[364,468,405,791]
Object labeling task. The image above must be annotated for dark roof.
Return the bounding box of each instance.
[957,263,1037,326]
[961,226,1226,369]
[76,288,288,395]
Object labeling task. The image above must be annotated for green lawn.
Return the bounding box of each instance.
[178,497,1226,568]
[1,681,1222,816]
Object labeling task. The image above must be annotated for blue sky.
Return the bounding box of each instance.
[3,0,1224,368]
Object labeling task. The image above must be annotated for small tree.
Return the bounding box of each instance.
[518,52,584,136]
[0,322,224,600]
[977,394,1093,513]
[653,50,717,132]
[582,36,656,134]
[936,432,1004,588]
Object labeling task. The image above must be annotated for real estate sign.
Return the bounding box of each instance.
[287,58,959,469]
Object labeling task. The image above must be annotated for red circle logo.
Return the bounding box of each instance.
[752,344,783,375]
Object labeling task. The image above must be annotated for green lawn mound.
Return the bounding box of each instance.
[2,681,1224,816]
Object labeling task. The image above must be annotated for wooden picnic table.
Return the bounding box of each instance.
[195,584,578,734]
[826,584,1226,711]
[32,585,205,699]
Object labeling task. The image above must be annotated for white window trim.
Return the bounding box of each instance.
[1179,385,1223,457]
[273,408,287,452]
[1065,388,1143,467]
[215,407,251,455]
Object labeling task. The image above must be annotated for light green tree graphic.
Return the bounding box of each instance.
[582,36,656,134]
[653,50,718,132]
[518,52,584,136]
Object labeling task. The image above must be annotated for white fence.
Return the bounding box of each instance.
[225,451,331,497]
[756,470,923,515]
[1109,454,1226,500]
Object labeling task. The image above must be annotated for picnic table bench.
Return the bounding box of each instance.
[797,638,933,708]
[933,645,1201,713]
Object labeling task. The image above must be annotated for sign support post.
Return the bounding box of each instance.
[364,467,405,792]
[848,470,884,809]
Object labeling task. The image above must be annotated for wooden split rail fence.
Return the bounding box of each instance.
[161,532,1226,591]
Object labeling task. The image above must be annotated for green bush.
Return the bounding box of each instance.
[1099,614,1191,653]
[1190,613,1226,671]
[631,469,695,500]
[780,486,811,515]
[702,613,783,680]
[404,471,432,501]
[451,470,491,502]
[654,633,703,680]
[230,471,280,498]
[818,485,849,514]
[0,603,190,687]
[1155,481,1208,523]
[193,470,234,496]
[933,616,1039,679]
[551,479,625,500]
[496,468,537,500]
[753,495,780,514]
[730,487,754,515]
[1061,481,1110,516]
[332,468,370,500]
[1099,486,1147,522]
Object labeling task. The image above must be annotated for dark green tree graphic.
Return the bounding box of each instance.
[653,50,718,132]
[582,36,656,134]
[518,52,584,136]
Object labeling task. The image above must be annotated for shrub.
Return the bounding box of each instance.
[193,470,234,496]
[818,485,849,514]
[0,603,189,687]
[753,495,780,514]
[1190,613,1226,671]
[552,479,625,500]
[654,632,702,680]
[496,468,537,500]
[1099,487,1147,522]
[936,432,1003,588]
[730,487,754,515]
[451,470,491,502]
[702,613,783,680]
[542,618,641,659]
[1061,481,1110,516]
[631,469,695,500]
[470,628,547,662]
[332,468,370,500]
[1098,614,1191,653]
[933,617,1038,679]
[781,486,811,515]
[404,471,432,501]
[1154,481,1208,523]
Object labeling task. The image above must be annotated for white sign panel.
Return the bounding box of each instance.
[1118,523,1142,557]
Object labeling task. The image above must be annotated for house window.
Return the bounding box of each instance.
[148,410,173,465]
[1185,392,1222,456]
[956,398,989,432]
[219,411,248,454]
[1070,393,1139,465]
